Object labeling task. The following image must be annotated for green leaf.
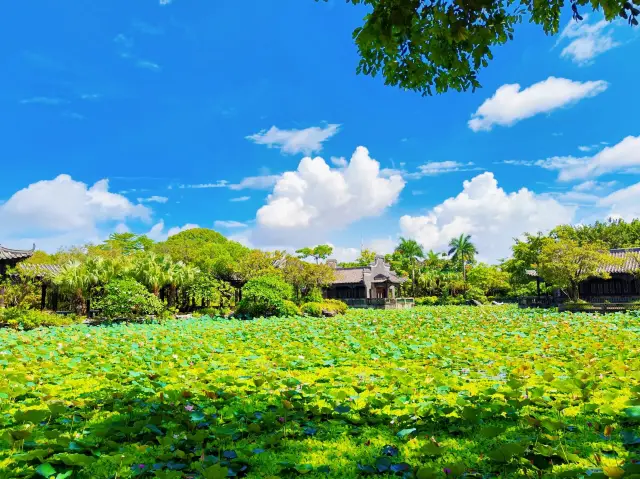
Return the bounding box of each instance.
[624,406,640,419]
[397,428,416,438]
[416,467,439,479]
[52,453,96,467]
[14,408,49,424]
[295,464,314,474]
[36,463,56,478]
[421,442,443,456]
[201,464,228,479]
[487,443,527,462]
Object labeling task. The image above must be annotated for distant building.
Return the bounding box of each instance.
[0,244,35,276]
[578,247,640,301]
[526,247,640,303]
[323,255,406,300]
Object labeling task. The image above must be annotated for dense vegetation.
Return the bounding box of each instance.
[1,306,639,478]
[1,219,639,327]
[327,0,639,95]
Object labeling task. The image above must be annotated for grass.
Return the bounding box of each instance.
[1,305,639,478]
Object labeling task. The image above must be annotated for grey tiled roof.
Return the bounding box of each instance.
[332,267,406,285]
[604,248,640,273]
[19,263,63,277]
[0,245,35,261]
[526,247,640,277]
[333,268,365,284]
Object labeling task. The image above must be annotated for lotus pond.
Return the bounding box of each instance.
[1,306,640,479]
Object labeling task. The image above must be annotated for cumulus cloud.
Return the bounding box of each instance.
[253,146,405,246]
[214,220,248,229]
[138,195,168,203]
[146,220,199,241]
[557,16,619,65]
[246,124,340,155]
[597,182,640,222]
[399,172,575,262]
[331,156,348,168]
[539,135,640,181]
[468,77,608,131]
[0,175,150,237]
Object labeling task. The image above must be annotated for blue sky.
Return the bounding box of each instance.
[1,0,639,262]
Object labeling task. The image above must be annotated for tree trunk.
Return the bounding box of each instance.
[412,261,416,298]
[570,280,579,301]
[462,254,466,283]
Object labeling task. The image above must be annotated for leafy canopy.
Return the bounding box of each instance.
[295,245,334,264]
[321,0,639,95]
[95,278,164,319]
[537,237,622,300]
[237,275,294,317]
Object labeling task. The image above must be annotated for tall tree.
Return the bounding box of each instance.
[537,238,622,301]
[324,0,638,96]
[395,237,424,297]
[448,234,478,283]
[339,248,377,267]
[295,245,334,264]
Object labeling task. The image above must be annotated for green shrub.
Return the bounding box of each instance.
[237,275,293,317]
[321,299,347,314]
[197,306,229,318]
[281,300,301,316]
[300,300,347,317]
[0,307,83,330]
[465,287,487,304]
[302,287,324,304]
[301,302,324,317]
[416,296,438,306]
[94,278,164,320]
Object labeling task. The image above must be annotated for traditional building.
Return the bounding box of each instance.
[524,247,640,305]
[0,244,35,276]
[0,245,63,310]
[323,255,406,300]
[578,247,640,302]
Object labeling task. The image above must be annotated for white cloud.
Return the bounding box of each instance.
[417,161,475,176]
[331,156,348,167]
[253,146,405,246]
[230,196,251,202]
[468,77,608,131]
[399,172,575,262]
[137,60,161,71]
[558,16,619,65]
[214,220,248,229]
[138,195,168,203]
[115,223,130,234]
[573,180,617,192]
[180,181,228,189]
[0,175,150,237]
[20,97,66,105]
[540,135,640,181]
[597,182,640,222]
[229,175,281,191]
[578,145,592,152]
[246,124,340,155]
[146,220,199,241]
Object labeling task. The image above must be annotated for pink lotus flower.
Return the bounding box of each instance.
[185,405,194,412]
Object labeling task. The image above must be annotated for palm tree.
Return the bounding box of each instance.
[132,253,171,296]
[395,237,424,297]
[448,234,478,283]
[54,261,91,315]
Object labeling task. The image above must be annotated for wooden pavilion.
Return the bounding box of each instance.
[0,244,62,310]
